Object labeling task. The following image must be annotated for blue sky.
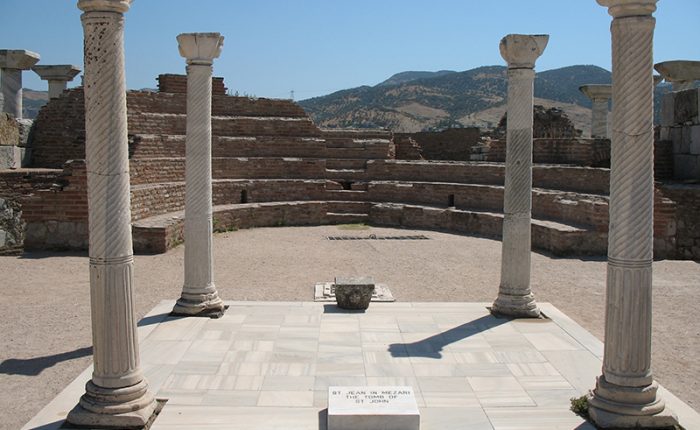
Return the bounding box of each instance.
[2,0,699,99]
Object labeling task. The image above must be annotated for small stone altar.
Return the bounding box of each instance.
[327,386,420,430]
[314,278,395,303]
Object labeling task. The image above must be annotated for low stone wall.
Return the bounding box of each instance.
[366,160,611,195]
[133,201,329,254]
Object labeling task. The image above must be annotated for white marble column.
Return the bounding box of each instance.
[589,1,678,428]
[0,50,40,118]
[32,65,81,99]
[171,33,226,317]
[67,0,157,427]
[654,60,700,91]
[492,34,548,318]
[579,84,612,138]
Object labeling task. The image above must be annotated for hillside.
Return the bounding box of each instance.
[22,89,49,119]
[299,65,669,134]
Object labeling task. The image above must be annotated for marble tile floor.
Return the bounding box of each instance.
[23,301,700,430]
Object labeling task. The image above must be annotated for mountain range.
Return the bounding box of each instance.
[299,65,668,134]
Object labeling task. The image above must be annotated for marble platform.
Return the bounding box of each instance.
[23,301,700,430]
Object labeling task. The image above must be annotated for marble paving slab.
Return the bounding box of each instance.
[22,301,700,430]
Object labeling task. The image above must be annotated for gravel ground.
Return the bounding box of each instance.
[1,225,698,430]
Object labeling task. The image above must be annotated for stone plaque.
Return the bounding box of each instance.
[328,386,420,430]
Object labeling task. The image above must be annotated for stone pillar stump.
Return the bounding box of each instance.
[66,0,157,427]
[33,64,81,99]
[589,1,678,428]
[171,33,226,318]
[579,84,612,138]
[492,34,548,318]
[0,49,40,118]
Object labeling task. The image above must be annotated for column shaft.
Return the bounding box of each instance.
[493,66,540,318]
[67,3,157,427]
[184,63,215,295]
[591,98,609,138]
[1,69,22,118]
[589,2,678,427]
[48,80,68,99]
[603,13,655,389]
[172,32,225,317]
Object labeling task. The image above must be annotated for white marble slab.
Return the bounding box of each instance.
[327,386,420,430]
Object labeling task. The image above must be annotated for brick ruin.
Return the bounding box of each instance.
[0,74,697,259]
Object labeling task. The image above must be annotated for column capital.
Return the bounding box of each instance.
[499,34,548,69]
[0,50,40,70]
[32,65,81,82]
[653,60,700,86]
[177,33,224,65]
[579,84,613,101]
[597,0,657,18]
[78,0,131,13]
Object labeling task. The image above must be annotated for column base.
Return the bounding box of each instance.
[66,380,158,429]
[491,292,541,318]
[171,292,226,318]
[588,376,679,429]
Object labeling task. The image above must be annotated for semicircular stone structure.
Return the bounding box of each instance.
[17,74,678,257]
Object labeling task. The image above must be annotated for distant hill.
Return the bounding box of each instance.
[22,89,49,119]
[299,65,669,134]
[377,70,457,87]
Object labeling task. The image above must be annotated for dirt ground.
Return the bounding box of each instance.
[1,225,698,430]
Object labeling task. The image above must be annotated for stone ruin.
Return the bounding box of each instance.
[2,76,698,259]
[2,0,697,428]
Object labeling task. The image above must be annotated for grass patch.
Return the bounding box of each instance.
[569,394,685,430]
[570,394,589,417]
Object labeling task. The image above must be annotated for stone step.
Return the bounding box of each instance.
[324,169,367,181]
[325,212,370,224]
[325,158,368,170]
[129,134,391,160]
[131,200,606,256]
[129,112,322,138]
[326,201,372,214]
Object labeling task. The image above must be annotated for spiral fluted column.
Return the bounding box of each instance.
[171,33,226,318]
[580,84,612,138]
[492,34,548,318]
[66,1,157,427]
[588,1,678,428]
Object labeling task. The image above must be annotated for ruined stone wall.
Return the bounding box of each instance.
[0,113,33,169]
[471,138,611,167]
[30,88,317,168]
[157,73,227,95]
[659,184,700,259]
[0,168,63,253]
[658,88,700,180]
[394,128,481,161]
[495,105,582,139]
[13,161,87,250]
